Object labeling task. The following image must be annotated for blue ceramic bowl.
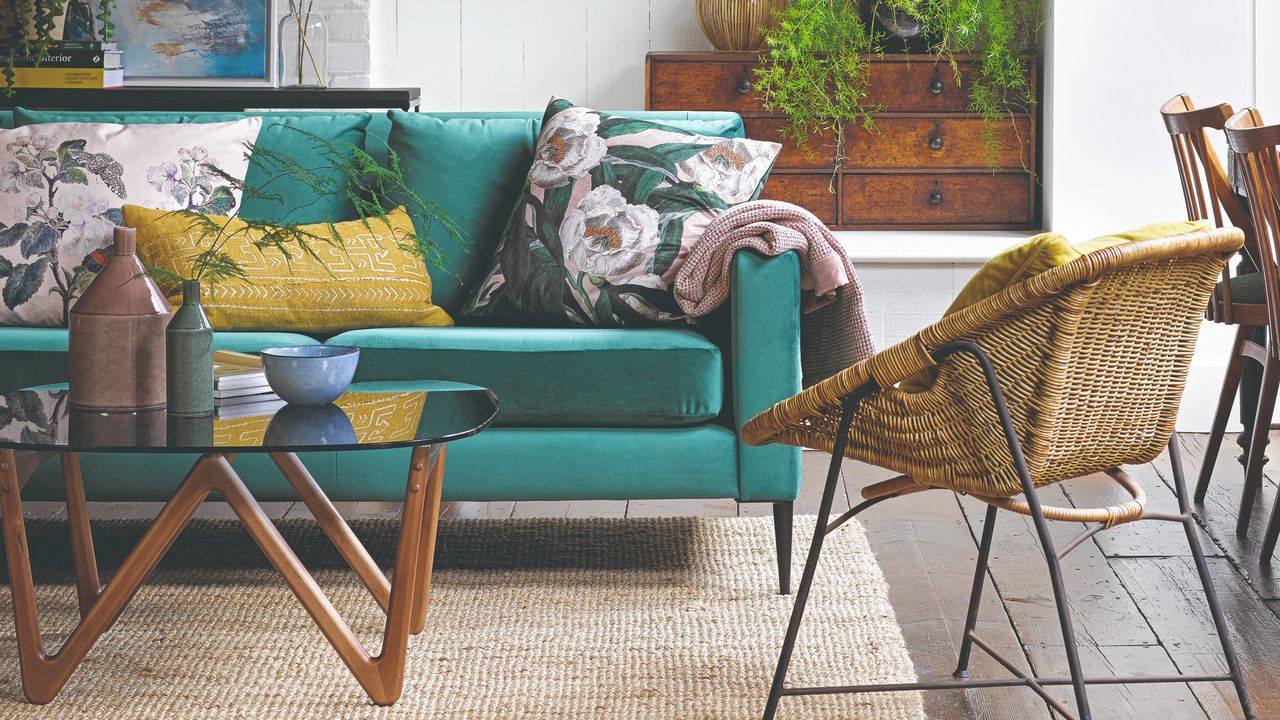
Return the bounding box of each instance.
[260,346,360,406]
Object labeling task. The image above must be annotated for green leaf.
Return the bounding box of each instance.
[648,142,715,164]
[652,216,686,276]
[589,161,617,189]
[19,223,58,257]
[5,390,46,426]
[0,223,26,249]
[540,183,573,225]
[596,115,691,139]
[0,256,9,278]
[611,164,665,203]
[647,185,729,215]
[57,167,88,185]
[3,256,47,310]
[192,185,236,215]
[606,146,679,177]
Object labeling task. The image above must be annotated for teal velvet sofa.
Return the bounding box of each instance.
[0,108,803,591]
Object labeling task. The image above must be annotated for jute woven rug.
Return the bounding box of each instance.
[0,515,925,719]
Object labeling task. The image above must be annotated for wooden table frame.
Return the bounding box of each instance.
[0,443,446,706]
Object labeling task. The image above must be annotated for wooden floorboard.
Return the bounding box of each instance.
[17,433,1280,719]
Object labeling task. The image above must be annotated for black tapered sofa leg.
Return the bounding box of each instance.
[773,501,794,594]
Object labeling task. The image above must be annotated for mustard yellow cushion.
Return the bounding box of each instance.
[901,219,1212,391]
[125,204,453,332]
[943,220,1212,317]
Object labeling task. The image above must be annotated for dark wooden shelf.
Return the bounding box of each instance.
[0,86,421,111]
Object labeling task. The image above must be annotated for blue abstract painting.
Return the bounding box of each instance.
[117,0,271,80]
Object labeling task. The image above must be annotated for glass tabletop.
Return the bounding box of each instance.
[0,380,498,454]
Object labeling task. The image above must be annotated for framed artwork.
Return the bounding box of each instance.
[116,0,277,86]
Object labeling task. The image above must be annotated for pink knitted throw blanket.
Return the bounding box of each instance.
[674,200,876,386]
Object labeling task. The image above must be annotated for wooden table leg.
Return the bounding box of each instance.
[0,444,444,706]
[0,449,220,703]
[411,444,446,635]
[60,453,101,618]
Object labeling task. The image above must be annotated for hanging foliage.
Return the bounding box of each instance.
[755,0,1039,173]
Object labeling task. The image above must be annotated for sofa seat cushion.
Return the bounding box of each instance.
[328,326,722,426]
[1216,272,1267,304]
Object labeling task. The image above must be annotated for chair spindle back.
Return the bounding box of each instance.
[1225,108,1280,350]
[1160,95,1254,322]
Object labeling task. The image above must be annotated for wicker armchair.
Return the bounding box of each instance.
[745,228,1256,720]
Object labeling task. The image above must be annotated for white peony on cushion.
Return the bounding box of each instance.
[0,119,261,327]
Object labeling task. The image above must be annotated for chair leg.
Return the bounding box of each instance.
[1263,484,1280,563]
[945,340,1093,719]
[772,501,793,595]
[1025,488,1092,718]
[1237,325,1269,467]
[1197,325,1253,502]
[1238,354,1280,537]
[954,504,998,679]
[1170,439,1258,719]
[763,401,856,720]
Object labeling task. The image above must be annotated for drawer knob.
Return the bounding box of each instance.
[929,191,944,206]
[736,76,753,94]
[929,79,944,95]
[928,135,944,151]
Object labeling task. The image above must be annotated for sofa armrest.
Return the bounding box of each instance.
[731,250,803,502]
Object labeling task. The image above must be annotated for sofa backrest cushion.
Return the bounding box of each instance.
[0,112,12,129]
[14,108,370,225]
[387,109,745,312]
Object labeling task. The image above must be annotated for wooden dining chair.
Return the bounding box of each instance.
[1160,95,1273,538]
[1225,107,1280,561]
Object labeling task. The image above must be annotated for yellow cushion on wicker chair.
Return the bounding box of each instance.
[900,219,1212,392]
[125,204,453,332]
[944,220,1213,317]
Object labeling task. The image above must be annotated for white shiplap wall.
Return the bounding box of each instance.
[369,0,711,111]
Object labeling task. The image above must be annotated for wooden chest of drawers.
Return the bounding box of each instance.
[645,51,1039,231]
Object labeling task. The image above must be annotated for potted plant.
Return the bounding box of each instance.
[754,0,1039,173]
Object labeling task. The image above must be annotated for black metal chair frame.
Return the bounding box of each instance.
[762,340,1257,720]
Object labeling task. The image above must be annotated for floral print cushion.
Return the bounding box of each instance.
[0,119,260,327]
[462,98,780,326]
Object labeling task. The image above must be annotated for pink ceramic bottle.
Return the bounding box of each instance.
[68,227,172,411]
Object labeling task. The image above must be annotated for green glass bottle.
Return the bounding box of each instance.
[166,279,214,417]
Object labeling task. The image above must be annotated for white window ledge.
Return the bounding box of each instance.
[835,230,1038,264]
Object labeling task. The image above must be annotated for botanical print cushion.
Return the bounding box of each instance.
[0,119,260,327]
[462,98,780,325]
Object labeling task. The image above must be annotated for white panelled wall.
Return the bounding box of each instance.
[340,0,1280,430]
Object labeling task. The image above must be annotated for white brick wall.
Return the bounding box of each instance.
[858,264,981,349]
[276,0,372,87]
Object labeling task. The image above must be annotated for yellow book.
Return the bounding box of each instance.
[11,67,122,89]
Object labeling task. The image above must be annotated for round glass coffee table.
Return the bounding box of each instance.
[0,380,497,706]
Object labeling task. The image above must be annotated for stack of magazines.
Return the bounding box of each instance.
[213,351,285,419]
[3,41,123,89]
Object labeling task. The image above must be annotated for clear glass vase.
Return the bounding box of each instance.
[278,0,328,88]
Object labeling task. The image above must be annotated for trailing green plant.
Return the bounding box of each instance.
[2,0,114,96]
[911,0,1038,165]
[148,127,464,287]
[755,0,1038,173]
[753,0,882,176]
